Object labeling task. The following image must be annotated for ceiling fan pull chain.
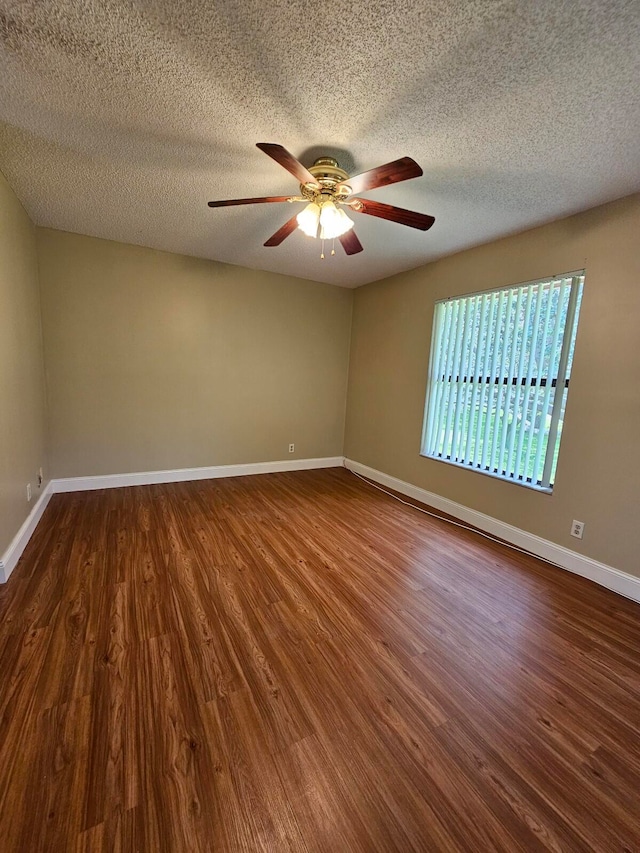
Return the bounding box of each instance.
[321,237,325,260]
[331,238,336,256]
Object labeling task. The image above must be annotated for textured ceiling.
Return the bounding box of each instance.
[1,1,639,288]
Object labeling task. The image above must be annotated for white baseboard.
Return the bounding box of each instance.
[344,459,640,605]
[51,456,345,493]
[0,482,53,583]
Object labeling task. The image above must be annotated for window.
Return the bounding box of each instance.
[421,272,584,492]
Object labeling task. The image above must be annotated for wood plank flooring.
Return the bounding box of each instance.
[1,466,639,851]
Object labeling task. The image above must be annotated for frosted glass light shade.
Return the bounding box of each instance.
[319,201,354,239]
[336,208,354,234]
[296,203,320,237]
[298,200,354,240]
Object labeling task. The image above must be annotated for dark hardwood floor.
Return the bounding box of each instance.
[0,467,639,851]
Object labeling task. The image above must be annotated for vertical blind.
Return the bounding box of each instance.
[422,273,584,491]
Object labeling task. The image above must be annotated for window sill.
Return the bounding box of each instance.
[420,452,553,494]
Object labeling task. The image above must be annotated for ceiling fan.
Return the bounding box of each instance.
[207,143,435,257]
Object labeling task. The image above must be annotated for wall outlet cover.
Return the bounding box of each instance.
[571,520,585,539]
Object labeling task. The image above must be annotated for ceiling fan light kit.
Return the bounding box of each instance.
[207,144,435,258]
[298,198,355,241]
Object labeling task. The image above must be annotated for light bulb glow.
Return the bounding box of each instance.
[296,203,320,237]
[297,200,354,242]
[318,201,354,239]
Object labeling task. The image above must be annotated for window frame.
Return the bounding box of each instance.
[420,270,585,494]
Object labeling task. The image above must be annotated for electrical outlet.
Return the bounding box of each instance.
[288,443,295,453]
[26,483,32,502]
[571,519,585,539]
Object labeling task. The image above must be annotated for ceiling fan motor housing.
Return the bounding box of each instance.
[303,158,352,200]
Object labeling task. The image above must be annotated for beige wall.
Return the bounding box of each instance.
[37,229,353,479]
[0,172,48,559]
[6,187,638,580]
[345,193,640,577]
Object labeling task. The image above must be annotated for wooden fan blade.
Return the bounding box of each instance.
[351,198,435,231]
[339,230,364,255]
[208,196,293,208]
[256,143,319,187]
[338,157,423,194]
[264,213,300,247]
